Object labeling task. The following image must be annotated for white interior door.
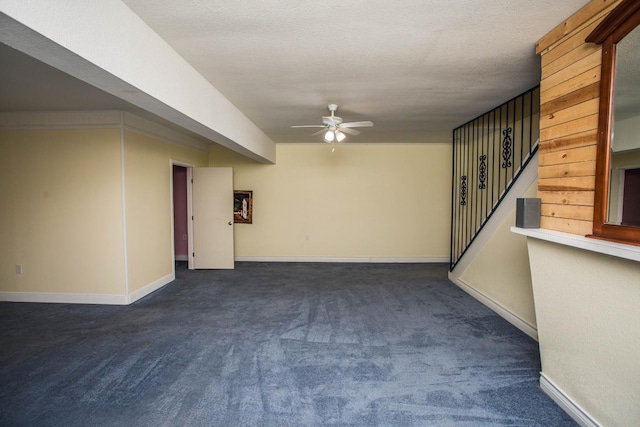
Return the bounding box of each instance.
[192,167,234,269]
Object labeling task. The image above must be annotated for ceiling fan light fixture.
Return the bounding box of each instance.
[292,104,373,143]
[324,130,335,142]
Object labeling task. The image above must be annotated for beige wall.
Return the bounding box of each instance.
[210,143,451,260]
[0,129,126,296]
[527,238,640,426]
[123,130,208,294]
[460,183,538,329]
[0,122,208,301]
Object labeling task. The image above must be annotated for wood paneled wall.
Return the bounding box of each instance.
[536,0,622,235]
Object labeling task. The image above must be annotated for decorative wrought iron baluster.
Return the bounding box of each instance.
[478,155,487,190]
[460,176,467,206]
[501,127,512,168]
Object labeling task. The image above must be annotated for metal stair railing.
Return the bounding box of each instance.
[450,86,540,270]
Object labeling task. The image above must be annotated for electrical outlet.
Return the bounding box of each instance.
[16,264,22,274]
[305,234,310,241]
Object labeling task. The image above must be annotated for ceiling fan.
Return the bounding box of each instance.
[291,104,373,143]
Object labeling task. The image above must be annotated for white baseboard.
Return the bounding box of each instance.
[448,276,538,341]
[234,256,449,263]
[175,254,188,261]
[0,291,127,305]
[0,272,175,306]
[540,373,600,427]
[128,272,174,304]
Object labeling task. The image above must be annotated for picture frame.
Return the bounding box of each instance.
[233,190,253,224]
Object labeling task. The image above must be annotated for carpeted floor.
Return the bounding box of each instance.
[0,262,576,426]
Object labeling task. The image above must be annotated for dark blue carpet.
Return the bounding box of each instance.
[0,262,576,426]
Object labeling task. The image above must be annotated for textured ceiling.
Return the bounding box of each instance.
[1,0,591,145]
[120,0,591,143]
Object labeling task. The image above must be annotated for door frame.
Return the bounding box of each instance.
[170,160,195,272]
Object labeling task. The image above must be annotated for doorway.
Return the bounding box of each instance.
[622,168,640,226]
[172,164,234,270]
[172,165,189,262]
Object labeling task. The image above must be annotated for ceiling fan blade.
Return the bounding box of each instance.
[339,127,360,135]
[291,125,326,128]
[340,121,373,128]
[312,128,327,136]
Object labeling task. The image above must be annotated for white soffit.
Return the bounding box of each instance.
[0,1,276,163]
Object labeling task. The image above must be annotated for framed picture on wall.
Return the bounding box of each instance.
[233,190,253,224]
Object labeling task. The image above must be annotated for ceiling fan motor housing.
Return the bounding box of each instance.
[323,104,342,126]
[323,115,342,126]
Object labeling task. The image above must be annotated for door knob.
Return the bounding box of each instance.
[228,221,233,226]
